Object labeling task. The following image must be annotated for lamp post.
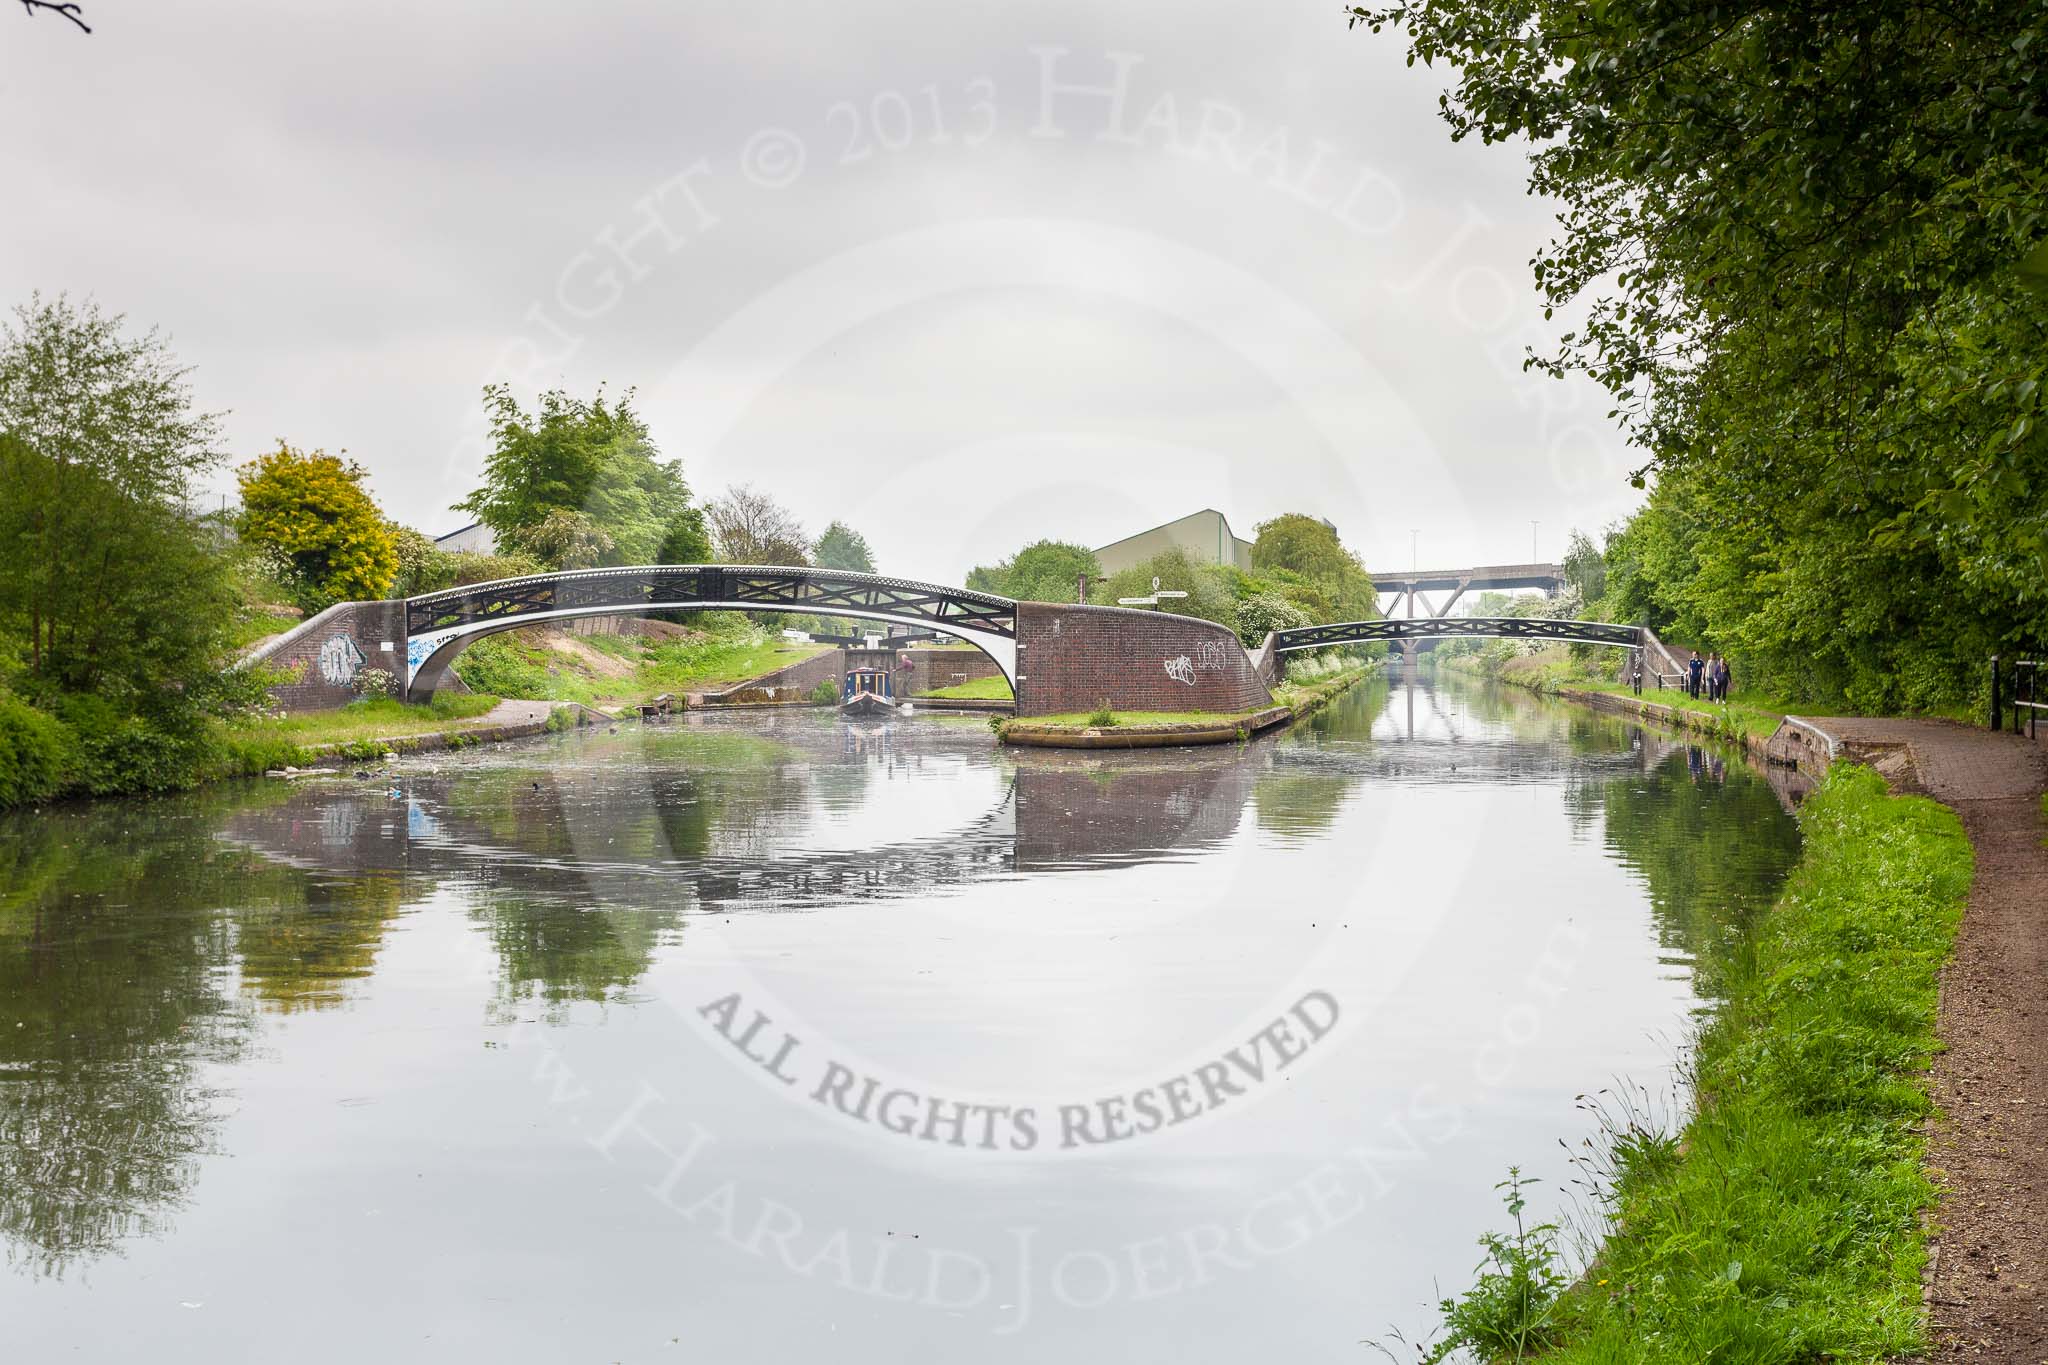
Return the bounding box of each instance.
[1530,520,1540,562]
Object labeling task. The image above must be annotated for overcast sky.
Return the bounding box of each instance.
[3,0,1644,583]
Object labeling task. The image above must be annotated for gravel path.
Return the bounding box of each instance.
[475,699,560,727]
[1809,717,2047,1361]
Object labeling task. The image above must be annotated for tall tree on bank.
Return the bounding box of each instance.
[814,521,876,574]
[237,444,398,611]
[457,385,705,569]
[1350,1,2048,708]
[706,485,810,565]
[965,540,1100,602]
[0,298,238,706]
[1249,514,1378,623]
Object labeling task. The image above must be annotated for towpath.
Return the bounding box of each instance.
[1804,717,2046,1361]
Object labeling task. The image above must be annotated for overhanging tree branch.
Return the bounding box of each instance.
[20,0,90,33]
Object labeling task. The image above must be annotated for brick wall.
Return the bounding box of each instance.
[1247,634,1281,687]
[243,600,410,711]
[1013,603,1271,716]
[906,647,1001,693]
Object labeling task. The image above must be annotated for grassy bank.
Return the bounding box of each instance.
[216,693,510,771]
[1450,645,1977,741]
[1426,764,1971,1361]
[453,620,830,706]
[1273,664,1374,719]
[1490,654,1794,749]
[0,690,538,808]
[918,674,1013,701]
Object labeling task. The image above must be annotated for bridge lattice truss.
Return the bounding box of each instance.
[1273,616,1642,652]
[406,565,1018,640]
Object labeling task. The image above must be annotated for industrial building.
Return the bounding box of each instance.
[1094,508,1255,575]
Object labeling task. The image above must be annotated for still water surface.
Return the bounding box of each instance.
[0,676,1800,1360]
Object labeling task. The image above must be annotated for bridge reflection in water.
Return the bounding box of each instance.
[0,676,1801,1361]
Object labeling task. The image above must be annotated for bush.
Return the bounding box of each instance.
[1234,591,1311,648]
[0,692,76,807]
[809,678,840,705]
[213,732,313,778]
[66,713,212,796]
[352,666,397,700]
[1086,699,1117,727]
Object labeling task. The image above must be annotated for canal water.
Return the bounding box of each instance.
[0,675,1801,1361]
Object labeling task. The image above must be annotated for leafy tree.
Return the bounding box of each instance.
[0,439,237,711]
[387,528,543,599]
[965,540,1100,602]
[814,520,876,573]
[457,385,701,567]
[1252,514,1351,582]
[1098,547,1239,628]
[236,444,398,611]
[1248,514,1379,624]
[656,505,713,564]
[0,294,219,506]
[1562,529,1606,606]
[1351,0,2048,709]
[0,298,243,719]
[706,485,809,565]
[500,508,614,572]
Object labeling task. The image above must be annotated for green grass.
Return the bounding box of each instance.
[230,693,503,748]
[918,674,1014,700]
[1465,646,1978,733]
[454,629,829,706]
[1011,665,1371,731]
[1427,764,1972,1363]
[224,609,304,652]
[1273,665,1372,717]
[1478,651,1788,743]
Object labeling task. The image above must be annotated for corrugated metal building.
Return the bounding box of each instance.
[1094,508,1255,575]
[434,522,498,555]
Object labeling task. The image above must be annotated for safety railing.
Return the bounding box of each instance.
[2013,659,2042,739]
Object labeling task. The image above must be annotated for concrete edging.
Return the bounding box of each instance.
[1000,705,1291,750]
[995,666,1375,750]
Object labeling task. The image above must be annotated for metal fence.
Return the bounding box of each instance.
[2012,658,2042,739]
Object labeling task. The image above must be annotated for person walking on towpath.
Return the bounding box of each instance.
[1629,655,1645,696]
[1687,651,1705,699]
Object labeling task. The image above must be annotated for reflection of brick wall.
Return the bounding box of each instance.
[1014,752,1254,864]
[245,601,410,711]
[1013,604,1270,716]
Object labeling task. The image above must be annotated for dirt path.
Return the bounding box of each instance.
[1809,718,2048,1361]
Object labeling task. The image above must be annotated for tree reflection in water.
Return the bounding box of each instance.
[0,684,1798,1286]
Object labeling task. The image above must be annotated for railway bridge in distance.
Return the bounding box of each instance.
[1367,562,1567,665]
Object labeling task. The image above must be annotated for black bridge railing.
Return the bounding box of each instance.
[1273,616,1643,652]
[405,565,1018,640]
